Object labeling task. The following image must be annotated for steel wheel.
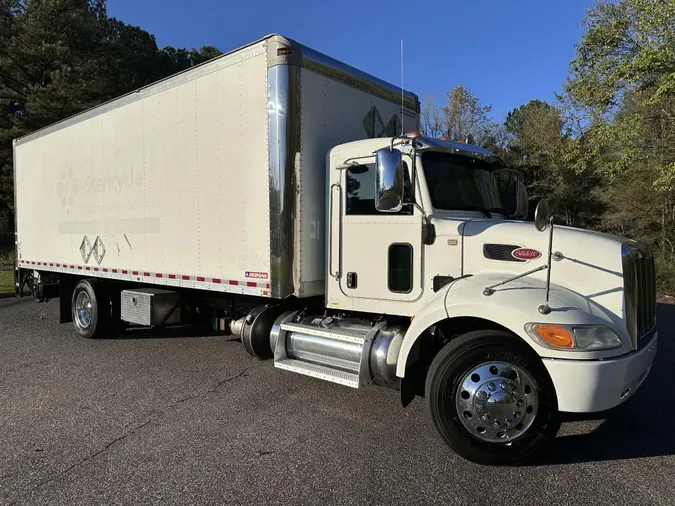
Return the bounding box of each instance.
[426,330,560,465]
[455,361,538,442]
[75,290,93,330]
[71,279,106,338]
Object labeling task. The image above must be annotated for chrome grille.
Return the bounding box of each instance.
[622,243,656,348]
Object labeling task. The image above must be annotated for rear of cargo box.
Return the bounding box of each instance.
[292,47,419,297]
[13,34,419,300]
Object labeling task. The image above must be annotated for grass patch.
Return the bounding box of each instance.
[0,270,14,293]
[0,250,14,270]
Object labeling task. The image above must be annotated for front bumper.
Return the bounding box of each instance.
[542,331,658,413]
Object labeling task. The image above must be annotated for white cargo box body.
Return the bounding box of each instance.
[14,34,419,299]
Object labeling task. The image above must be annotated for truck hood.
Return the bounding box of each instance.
[457,219,627,323]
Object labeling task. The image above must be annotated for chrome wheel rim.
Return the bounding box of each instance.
[455,362,538,442]
[75,291,92,329]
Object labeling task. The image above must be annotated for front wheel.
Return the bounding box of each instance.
[425,330,560,465]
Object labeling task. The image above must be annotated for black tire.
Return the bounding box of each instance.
[425,330,560,465]
[71,279,108,338]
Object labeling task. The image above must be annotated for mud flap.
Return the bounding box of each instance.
[59,275,75,323]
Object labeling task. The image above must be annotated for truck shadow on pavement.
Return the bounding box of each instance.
[536,303,675,465]
[118,324,221,340]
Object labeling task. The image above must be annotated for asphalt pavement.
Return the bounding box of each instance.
[1,297,674,506]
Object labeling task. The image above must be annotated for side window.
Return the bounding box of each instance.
[388,243,413,293]
[346,162,412,215]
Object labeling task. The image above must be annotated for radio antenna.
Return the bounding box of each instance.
[400,38,404,135]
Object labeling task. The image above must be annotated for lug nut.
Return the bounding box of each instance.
[477,391,488,400]
[500,382,508,391]
[516,400,524,408]
[476,403,485,411]
[481,414,490,422]
[513,412,521,419]
[488,382,496,392]
[493,420,501,428]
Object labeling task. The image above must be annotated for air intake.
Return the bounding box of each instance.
[483,244,525,262]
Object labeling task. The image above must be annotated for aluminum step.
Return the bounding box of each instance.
[275,358,360,388]
[279,322,368,343]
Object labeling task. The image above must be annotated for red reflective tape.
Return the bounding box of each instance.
[112,269,118,273]
[132,271,139,275]
[56,263,61,267]
[246,282,257,287]
[31,261,35,265]
[94,267,99,272]
[49,263,53,266]
[155,273,163,278]
[228,280,238,286]
[197,276,205,282]
[143,272,150,277]
[212,278,221,284]
[266,284,270,289]
[182,275,190,280]
[77,266,82,270]
[122,270,128,274]
[103,268,108,272]
[168,274,176,279]
[85,267,91,271]
[70,265,75,269]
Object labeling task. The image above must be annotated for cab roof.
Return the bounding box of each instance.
[332,135,504,167]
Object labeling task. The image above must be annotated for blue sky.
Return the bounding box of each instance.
[107,0,592,122]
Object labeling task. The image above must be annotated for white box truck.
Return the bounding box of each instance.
[13,34,658,465]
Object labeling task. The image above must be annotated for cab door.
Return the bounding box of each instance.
[337,157,423,312]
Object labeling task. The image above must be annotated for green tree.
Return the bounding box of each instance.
[442,84,492,143]
[420,85,498,147]
[565,0,675,294]
[0,0,221,218]
[503,99,604,226]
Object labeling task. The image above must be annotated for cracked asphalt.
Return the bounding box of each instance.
[1,297,674,506]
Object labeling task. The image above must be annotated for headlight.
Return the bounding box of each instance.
[525,324,622,351]
[573,326,622,350]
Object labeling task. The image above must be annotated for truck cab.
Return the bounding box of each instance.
[277,132,657,463]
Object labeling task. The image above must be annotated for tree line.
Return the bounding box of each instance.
[422,0,674,295]
[1,0,673,294]
[0,0,221,231]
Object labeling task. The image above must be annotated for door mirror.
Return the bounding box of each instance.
[534,199,551,231]
[493,169,528,219]
[375,148,404,213]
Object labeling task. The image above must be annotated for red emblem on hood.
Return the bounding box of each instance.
[512,248,542,260]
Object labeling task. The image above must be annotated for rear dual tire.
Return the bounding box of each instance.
[425,330,560,465]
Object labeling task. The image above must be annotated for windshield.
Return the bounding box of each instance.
[421,151,504,213]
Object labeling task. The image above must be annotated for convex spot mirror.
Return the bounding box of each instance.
[534,199,551,232]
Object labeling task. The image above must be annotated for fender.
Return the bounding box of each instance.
[395,272,630,378]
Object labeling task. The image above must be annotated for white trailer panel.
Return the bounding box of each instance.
[296,66,418,296]
[14,35,419,299]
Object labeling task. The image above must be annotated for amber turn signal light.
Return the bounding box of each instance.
[531,324,575,349]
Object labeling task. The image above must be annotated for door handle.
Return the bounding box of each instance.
[347,272,357,289]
